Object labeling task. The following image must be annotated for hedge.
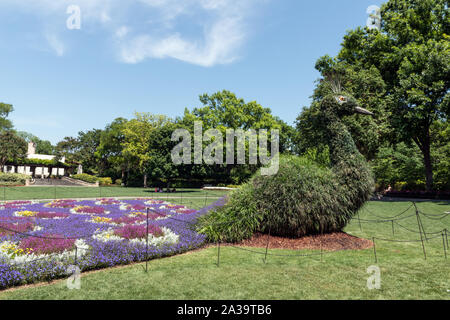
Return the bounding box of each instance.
[0,173,29,186]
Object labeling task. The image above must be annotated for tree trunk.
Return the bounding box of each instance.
[422,144,433,192]
[143,173,147,188]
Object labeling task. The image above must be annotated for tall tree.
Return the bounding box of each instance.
[16,131,55,155]
[122,113,176,187]
[335,0,449,190]
[0,103,14,131]
[0,131,27,171]
[96,118,128,181]
[180,90,295,184]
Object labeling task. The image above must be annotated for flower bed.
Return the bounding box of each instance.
[0,197,226,289]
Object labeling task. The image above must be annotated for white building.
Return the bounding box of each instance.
[3,142,66,178]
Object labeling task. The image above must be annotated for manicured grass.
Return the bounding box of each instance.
[0,186,227,204]
[0,200,449,300]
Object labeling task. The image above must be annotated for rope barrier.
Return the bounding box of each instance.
[0,198,448,289]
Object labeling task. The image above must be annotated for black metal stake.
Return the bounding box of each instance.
[320,241,323,262]
[263,228,271,264]
[217,241,221,267]
[414,209,427,260]
[413,202,428,241]
[145,208,149,273]
[445,229,448,250]
[373,237,377,263]
[442,232,447,260]
[358,212,362,231]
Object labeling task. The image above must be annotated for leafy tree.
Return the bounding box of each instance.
[179,90,295,184]
[96,118,128,182]
[0,131,27,171]
[122,113,177,187]
[16,131,55,155]
[335,0,450,190]
[77,129,102,174]
[55,130,102,174]
[0,103,13,131]
[55,136,80,165]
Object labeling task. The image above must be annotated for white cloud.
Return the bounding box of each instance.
[119,15,245,66]
[45,33,65,56]
[115,26,130,39]
[1,0,263,66]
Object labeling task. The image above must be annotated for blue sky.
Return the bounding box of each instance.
[0,0,384,144]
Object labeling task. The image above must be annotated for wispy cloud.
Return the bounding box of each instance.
[45,33,65,56]
[0,0,264,66]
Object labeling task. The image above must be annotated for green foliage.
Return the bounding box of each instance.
[0,103,14,131]
[0,172,29,186]
[72,173,98,184]
[95,118,128,181]
[16,131,55,155]
[98,177,113,186]
[200,90,375,240]
[13,158,69,168]
[295,62,388,160]
[0,131,27,170]
[335,0,450,190]
[196,183,260,242]
[370,143,425,189]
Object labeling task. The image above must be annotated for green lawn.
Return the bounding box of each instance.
[0,200,449,300]
[0,186,227,208]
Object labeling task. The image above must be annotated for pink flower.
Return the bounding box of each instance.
[113,225,163,240]
[19,235,75,255]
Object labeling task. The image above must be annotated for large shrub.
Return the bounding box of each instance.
[198,154,371,241]
[71,173,98,184]
[0,173,29,186]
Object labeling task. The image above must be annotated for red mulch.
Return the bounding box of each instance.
[229,232,373,251]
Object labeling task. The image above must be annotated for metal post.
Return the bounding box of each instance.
[372,237,378,263]
[320,241,323,262]
[217,241,221,267]
[414,204,427,260]
[358,212,362,231]
[263,228,271,264]
[413,202,428,241]
[442,232,447,260]
[145,207,149,273]
[444,229,448,250]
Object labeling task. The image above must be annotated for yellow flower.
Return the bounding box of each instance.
[92,216,112,224]
[16,210,37,217]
